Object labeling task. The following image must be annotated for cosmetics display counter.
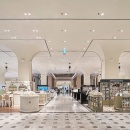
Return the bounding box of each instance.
[20,91,39,113]
[88,91,103,112]
[37,93,48,105]
[100,79,130,106]
[72,89,78,99]
[122,93,130,111]
[114,96,122,110]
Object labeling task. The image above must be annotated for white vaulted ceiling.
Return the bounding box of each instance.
[0,0,130,79]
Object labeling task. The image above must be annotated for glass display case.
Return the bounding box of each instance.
[122,93,130,111]
[100,79,130,106]
[88,91,103,112]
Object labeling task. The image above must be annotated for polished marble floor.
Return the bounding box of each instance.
[0,94,130,130]
[40,94,89,113]
[0,112,130,130]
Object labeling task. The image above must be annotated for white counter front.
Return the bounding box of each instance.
[20,95,39,112]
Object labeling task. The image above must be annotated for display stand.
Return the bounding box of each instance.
[38,93,47,105]
[20,95,39,113]
[100,79,130,106]
[88,91,103,112]
[122,94,130,111]
[114,96,122,109]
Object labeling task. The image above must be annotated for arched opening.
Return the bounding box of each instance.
[0,45,18,91]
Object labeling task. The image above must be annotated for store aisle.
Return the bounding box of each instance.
[40,94,89,113]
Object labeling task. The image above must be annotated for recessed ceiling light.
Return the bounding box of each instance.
[28,13,31,15]
[85,41,89,43]
[48,41,50,42]
[64,13,68,16]
[98,13,104,16]
[61,29,67,32]
[118,30,124,32]
[90,30,95,32]
[62,41,66,43]
[11,37,16,39]
[24,13,31,16]
[83,48,86,50]
[61,13,68,16]
[33,30,38,32]
[36,37,41,39]
[113,36,117,39]
[4,30,10,32]
[50,48,52,50]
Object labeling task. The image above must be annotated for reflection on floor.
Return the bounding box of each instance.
[40,94,90,113]
[0,106,20,113]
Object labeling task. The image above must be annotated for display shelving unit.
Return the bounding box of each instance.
[88,92,103,112]
[122,95,130,111]
[100,79,130,106]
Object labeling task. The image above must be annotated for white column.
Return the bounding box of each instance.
[76,75,81,88]
[47,75,53,88]
[18,59,32,81]
[41,74,47,85]
[84,73,90,85]
[0,70,5,84]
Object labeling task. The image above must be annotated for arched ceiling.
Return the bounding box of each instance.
[0,0,130,79]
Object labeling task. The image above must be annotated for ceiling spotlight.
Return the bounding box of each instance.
[61,29,67,32]
[64,13,68,16]
[11,37,16,39]
[4,30,10,32]
[62,41,67,43]
[113,36,117,39]
[90,30,95,32]
[98,13,104,16]
[83,48,86,50]
[85,41,89,43]
[24,13,31,16]
[28,13,31,15]
[33,30,38,32]
[36,37,41,39]
[48,41,50,43]
[5,63,8,71]
[118,30,124,32]
[61,13,68,16]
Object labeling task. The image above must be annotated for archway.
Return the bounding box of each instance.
[0,44,18,90]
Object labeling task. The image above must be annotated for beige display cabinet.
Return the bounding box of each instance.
[88,91,103,112]
[100,79,130,106]
[122,94,130,111]
[38,93,48,105]
[20,95,39,112]
[114,96,122,110]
